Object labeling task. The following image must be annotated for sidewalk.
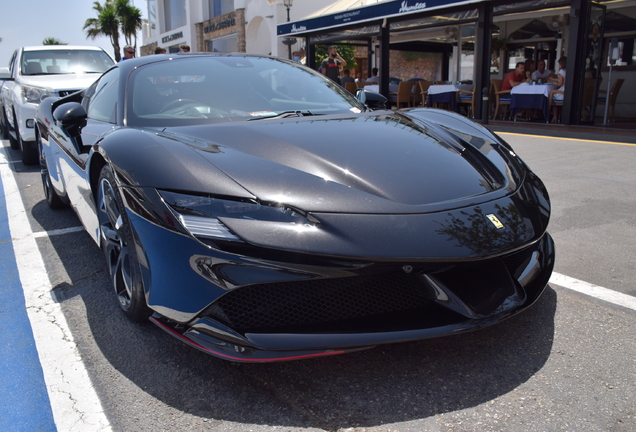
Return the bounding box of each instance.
[485,119,636,144]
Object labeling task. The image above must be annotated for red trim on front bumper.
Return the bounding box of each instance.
[150,316,346,362]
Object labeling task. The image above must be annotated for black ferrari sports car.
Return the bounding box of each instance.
[35,53,554,362]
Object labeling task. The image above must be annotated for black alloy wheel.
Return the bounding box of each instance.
[97,165,151,322]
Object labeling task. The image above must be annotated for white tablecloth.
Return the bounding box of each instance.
[428,84,473,95]
[511,83,556,97]
[365,84,379,93]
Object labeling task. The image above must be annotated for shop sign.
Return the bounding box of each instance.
[204,17,236,34]
[162,31,184,43]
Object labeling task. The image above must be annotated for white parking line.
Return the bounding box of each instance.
[0,147,112,431]
[32,226,85,238]
[550,272,636,311]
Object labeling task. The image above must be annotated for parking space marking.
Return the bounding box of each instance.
[550,272,636,311]
[0,146,112,432]
[32,226,85,238]
[497,132,636,147]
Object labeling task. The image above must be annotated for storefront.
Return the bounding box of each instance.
[196,10,246,53]
[278,0,636,125]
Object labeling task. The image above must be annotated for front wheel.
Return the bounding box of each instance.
[97,165,151,322]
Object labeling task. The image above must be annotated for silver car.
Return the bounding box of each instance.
[0,45,114,164]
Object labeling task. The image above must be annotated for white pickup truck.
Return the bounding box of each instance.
[0,45,114,164]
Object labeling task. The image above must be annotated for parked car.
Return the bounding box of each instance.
[35,53,555,362]
[1,45,114,164]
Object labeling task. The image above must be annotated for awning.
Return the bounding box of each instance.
[277,0,481,37]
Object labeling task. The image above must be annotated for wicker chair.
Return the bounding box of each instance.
[418,81,431,107]
[491,79,511,120]
[457,85,475,118]
[548,89,564,123]
[344,81,357,95]
[395,81,414,108]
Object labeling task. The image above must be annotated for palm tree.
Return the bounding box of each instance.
[43,37,67,45]
[84,1,121,61]
[116,0,143,50]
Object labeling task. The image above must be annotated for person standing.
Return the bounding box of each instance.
[120,45,135,62]
[321,46,346,85]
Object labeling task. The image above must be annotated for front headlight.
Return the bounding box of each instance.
[159,191,313,242]
[22,85,50,104]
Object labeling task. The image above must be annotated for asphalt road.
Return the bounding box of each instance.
[2,131,635,432]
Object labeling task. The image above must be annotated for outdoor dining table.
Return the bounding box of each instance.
[427,83,473,111]
[510,83,557,122]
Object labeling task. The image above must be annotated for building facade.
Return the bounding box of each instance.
[140,0,336,59]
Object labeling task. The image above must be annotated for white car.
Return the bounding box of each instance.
[0,45,114,164]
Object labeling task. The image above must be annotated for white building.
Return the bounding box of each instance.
[140,0,336,58]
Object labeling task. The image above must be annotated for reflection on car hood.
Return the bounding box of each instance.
[162,112,511,214]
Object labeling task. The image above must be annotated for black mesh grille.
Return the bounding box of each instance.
[209,273,433,331]
[502,245,535,275]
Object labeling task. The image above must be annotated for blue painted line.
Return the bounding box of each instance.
[0,167,57,431]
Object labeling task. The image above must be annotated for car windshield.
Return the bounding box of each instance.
[126,55,364,127]
[21,49,114,76]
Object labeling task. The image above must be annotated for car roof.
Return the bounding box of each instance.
[22,46,107,52]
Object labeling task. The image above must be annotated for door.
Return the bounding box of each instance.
[579,3,606,123]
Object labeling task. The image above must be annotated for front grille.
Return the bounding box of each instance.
[208,273,433,331]
[501,244,535,276]
[58,90,80,97]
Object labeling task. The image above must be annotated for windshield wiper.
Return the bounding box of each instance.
[248,110,316,121]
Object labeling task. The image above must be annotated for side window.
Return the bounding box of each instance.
[87,68,119,123]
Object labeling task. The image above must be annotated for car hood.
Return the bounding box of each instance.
[19,73,101,91]
[160,111,516,214]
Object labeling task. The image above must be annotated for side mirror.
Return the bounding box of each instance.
[53,102,87,138]
[356,88,387,109]
[0,67,11,80]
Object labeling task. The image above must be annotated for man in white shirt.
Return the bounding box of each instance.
[531,59,552,81]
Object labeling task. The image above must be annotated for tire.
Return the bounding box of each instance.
[97,165,152,322]
[39,134,65,209]
[7,111,19,149]
[20,138,39,165]
[1,109,9,140]
[13,111,38,164]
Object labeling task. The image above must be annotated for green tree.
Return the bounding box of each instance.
[116,0,143,50]
[42,37,67,45]
[315,45,357,71]
[84,1,121,61]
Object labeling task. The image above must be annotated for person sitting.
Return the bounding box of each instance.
[531,59,552,82]
[502,62,527,92]
[154,47,167,54]
[524,59,535,80]
[366,67,379,83]
[179,44,191,53]
[340,69,355,85]
[502,62,528,120]
[550,56,567,123]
